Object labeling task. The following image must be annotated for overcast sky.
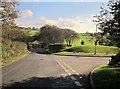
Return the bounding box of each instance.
[16,0,109,33]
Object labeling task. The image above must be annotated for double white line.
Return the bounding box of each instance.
[56,59,84,88]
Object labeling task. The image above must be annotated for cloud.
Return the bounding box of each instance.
[21,10,33,18]
[39,17,59,25]
[16,20,40,27]
[39,16,97,33]
[17,16,98,33]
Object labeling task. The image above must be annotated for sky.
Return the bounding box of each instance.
[16,0,109,33]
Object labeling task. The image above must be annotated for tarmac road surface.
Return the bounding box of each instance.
[2,52,110,89]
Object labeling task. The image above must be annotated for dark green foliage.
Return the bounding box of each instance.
[64,46,88,53]
[49,44,65,53]
[38,25,64,46]
[98,38,113,46]
[2,28,30,43]
[37,25,79,47]
[109,52,120,66]
[81,40,84,45]
[99,0,120,48]
[92,65,120,89]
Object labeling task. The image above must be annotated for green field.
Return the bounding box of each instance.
[58,34,119,55]
[92,65,120,89]
[73,34,95,46]
[23,30,39,37]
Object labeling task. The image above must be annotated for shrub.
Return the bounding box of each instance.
[2,38,28,60]
[109,52,120,66]
[64,46,89,53]
[81,40,85,45]
[49,44,65,53]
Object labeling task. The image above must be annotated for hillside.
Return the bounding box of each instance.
[58,33,119,55]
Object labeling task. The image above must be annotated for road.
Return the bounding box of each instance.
[2,53,110,89]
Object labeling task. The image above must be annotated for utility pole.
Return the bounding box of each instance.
[92,15,99,55]
[94,24,98,55]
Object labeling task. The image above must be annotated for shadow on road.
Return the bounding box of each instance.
[2,74,92,89]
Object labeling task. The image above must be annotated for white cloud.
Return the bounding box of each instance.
[39,17,59,26]
[17,16,99,33]
[16,20,40,27]
[21,10,33,18]
[39,16,97,33]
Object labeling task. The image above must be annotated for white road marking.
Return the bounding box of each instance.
[74,81,83,87]
[70,76,77,81]
[59,59,79,75]
[56,59,84,88]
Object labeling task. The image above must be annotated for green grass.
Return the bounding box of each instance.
[1,52,29,67]
[58,45,118,55]
[28,30,39,36]
[92,64,120,89]
[59,34,119,55]
[73,34,95,46]
[22,30,39,37]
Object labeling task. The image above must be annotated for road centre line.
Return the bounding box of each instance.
[56,60,67,71]
[59,59,78,74]
[56,59,83,87]
[74,81,83,87]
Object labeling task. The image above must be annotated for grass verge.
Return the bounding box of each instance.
[56,45,118,55]
[92,64,120,89]
[1,52,30,67]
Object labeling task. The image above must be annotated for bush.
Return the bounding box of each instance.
[49,44,65,53]
[92,65,120,89]
[2,38,28,60]
[81,40,84,45]
[109,52,120,66]
[64,46,88,53]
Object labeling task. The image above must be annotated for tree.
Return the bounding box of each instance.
[0,0,19,40]
[81,40,84,45]
[98,0,120,48]
[38,25,64,46]
[1,0,31,61]
[0,0,19,28]
[63,29,79,46]
[97,0,120,65]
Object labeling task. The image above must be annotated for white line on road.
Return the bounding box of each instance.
[59,59,78,74]
[70,76,77,81]
[74,81,83,87]
[55,59,84,87]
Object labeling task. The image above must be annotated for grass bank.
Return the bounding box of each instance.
[1,51,29,67]
[56,45,118,55]
[1,29,38,67]
[92,64,120,89]
[58,34,119,55]
[23,30,39,37]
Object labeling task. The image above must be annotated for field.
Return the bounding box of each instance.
[73,34,95,46]
[92,65,120,89]
[57,34,119,55]
[22,30,39,37]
